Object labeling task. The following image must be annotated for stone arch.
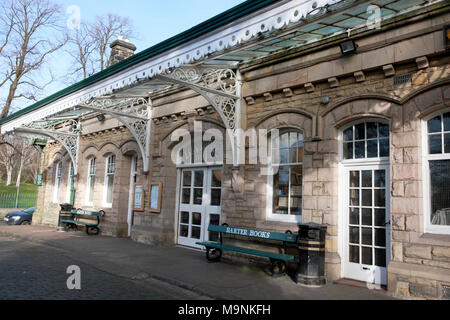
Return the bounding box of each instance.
[191,116,226,130]
[83,145,99,160]
[99,141,120,153]
[120,139,139,156]
[321,98,402,140]
[159,121,189,146]
[50,150,65,167]
[322,93,400,118]
[255,111,314,140]
[400,81,450,121]
[82,144,99,154]
[400,78,450,106]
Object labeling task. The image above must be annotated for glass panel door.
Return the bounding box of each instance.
[177,167,222,248]
[344,165,390,285]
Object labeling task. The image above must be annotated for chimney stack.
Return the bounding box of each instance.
[107,35,136,67]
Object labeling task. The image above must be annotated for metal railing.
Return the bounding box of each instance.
[0,192,37,209]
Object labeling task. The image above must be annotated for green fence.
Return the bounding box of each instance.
[0,192,37,209]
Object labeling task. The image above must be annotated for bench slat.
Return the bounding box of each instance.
[197,241,295,261]
[207,225,297,242]
[70,209,103,216]
[61,220,98,227]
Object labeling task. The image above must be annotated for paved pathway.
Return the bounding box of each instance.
[0,225,395,300]
[0,235,208,300]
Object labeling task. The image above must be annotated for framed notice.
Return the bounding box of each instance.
[133,183,145,212]
[149,182,162,213]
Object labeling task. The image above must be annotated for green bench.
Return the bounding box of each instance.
[196,224,298,275]
[61,208,105,235]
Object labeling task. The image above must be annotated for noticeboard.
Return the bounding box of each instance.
[133,183,145,212]
[149,182,162,213]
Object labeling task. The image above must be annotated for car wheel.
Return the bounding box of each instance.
[21,220,31,225]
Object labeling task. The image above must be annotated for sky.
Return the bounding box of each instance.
[6,0,246,114]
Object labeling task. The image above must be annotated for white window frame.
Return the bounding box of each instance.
[422,107,450,235]
[103,155,116,208]
[266,129,303,223]
[66,161,74,203]
[86,157,96,206]
[338,119,391,280]
[53,161,62,203]
[339,118,390,166]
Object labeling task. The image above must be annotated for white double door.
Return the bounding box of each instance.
[342,164,390,285]
[177,167,222,248]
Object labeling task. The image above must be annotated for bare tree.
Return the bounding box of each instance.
[0,0,67,119]
[0,135,18,185]
[0,5,14,90]
[90,14,133,71]
[0,135,40,185]
[14,137,40,187]
[66,21,97,81]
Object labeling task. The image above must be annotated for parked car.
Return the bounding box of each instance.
[3,207,35,225]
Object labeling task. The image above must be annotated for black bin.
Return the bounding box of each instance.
[295,222,327,286]
[58,203,73,231]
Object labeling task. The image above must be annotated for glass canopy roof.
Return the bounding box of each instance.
[35,0,438,123]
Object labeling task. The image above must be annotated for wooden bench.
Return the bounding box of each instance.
[61,208,105,235]
[196,224,298,275]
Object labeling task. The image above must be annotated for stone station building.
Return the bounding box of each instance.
[1,0,449,299]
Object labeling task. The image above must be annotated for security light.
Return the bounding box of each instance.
[340,39,357,55]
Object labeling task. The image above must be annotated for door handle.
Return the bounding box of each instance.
[362,267,370,271]
[384,220,390,226]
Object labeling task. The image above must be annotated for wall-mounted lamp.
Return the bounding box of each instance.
[340,39,357,55]
[97,114,105,122]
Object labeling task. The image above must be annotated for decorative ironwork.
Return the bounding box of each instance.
[168,67,237,95]
[79,97,152,173]
[157,67,240,132]
[14,120,80,175]
[23,119,81,134]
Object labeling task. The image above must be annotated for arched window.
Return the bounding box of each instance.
[342,121,389,160]
[86,157,96,205]
[267,129,303,222]
[423,109,450,233]
[103,155,116,206]
[53,161,62,203]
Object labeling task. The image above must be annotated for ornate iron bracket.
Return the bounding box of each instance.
[156,67,241,166]
[79,97,152,174]
[156,67,240,131]
[14,119,81,175]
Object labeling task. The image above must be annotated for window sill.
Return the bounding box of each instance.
[266,215,302,224]
[411,232,450,246]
